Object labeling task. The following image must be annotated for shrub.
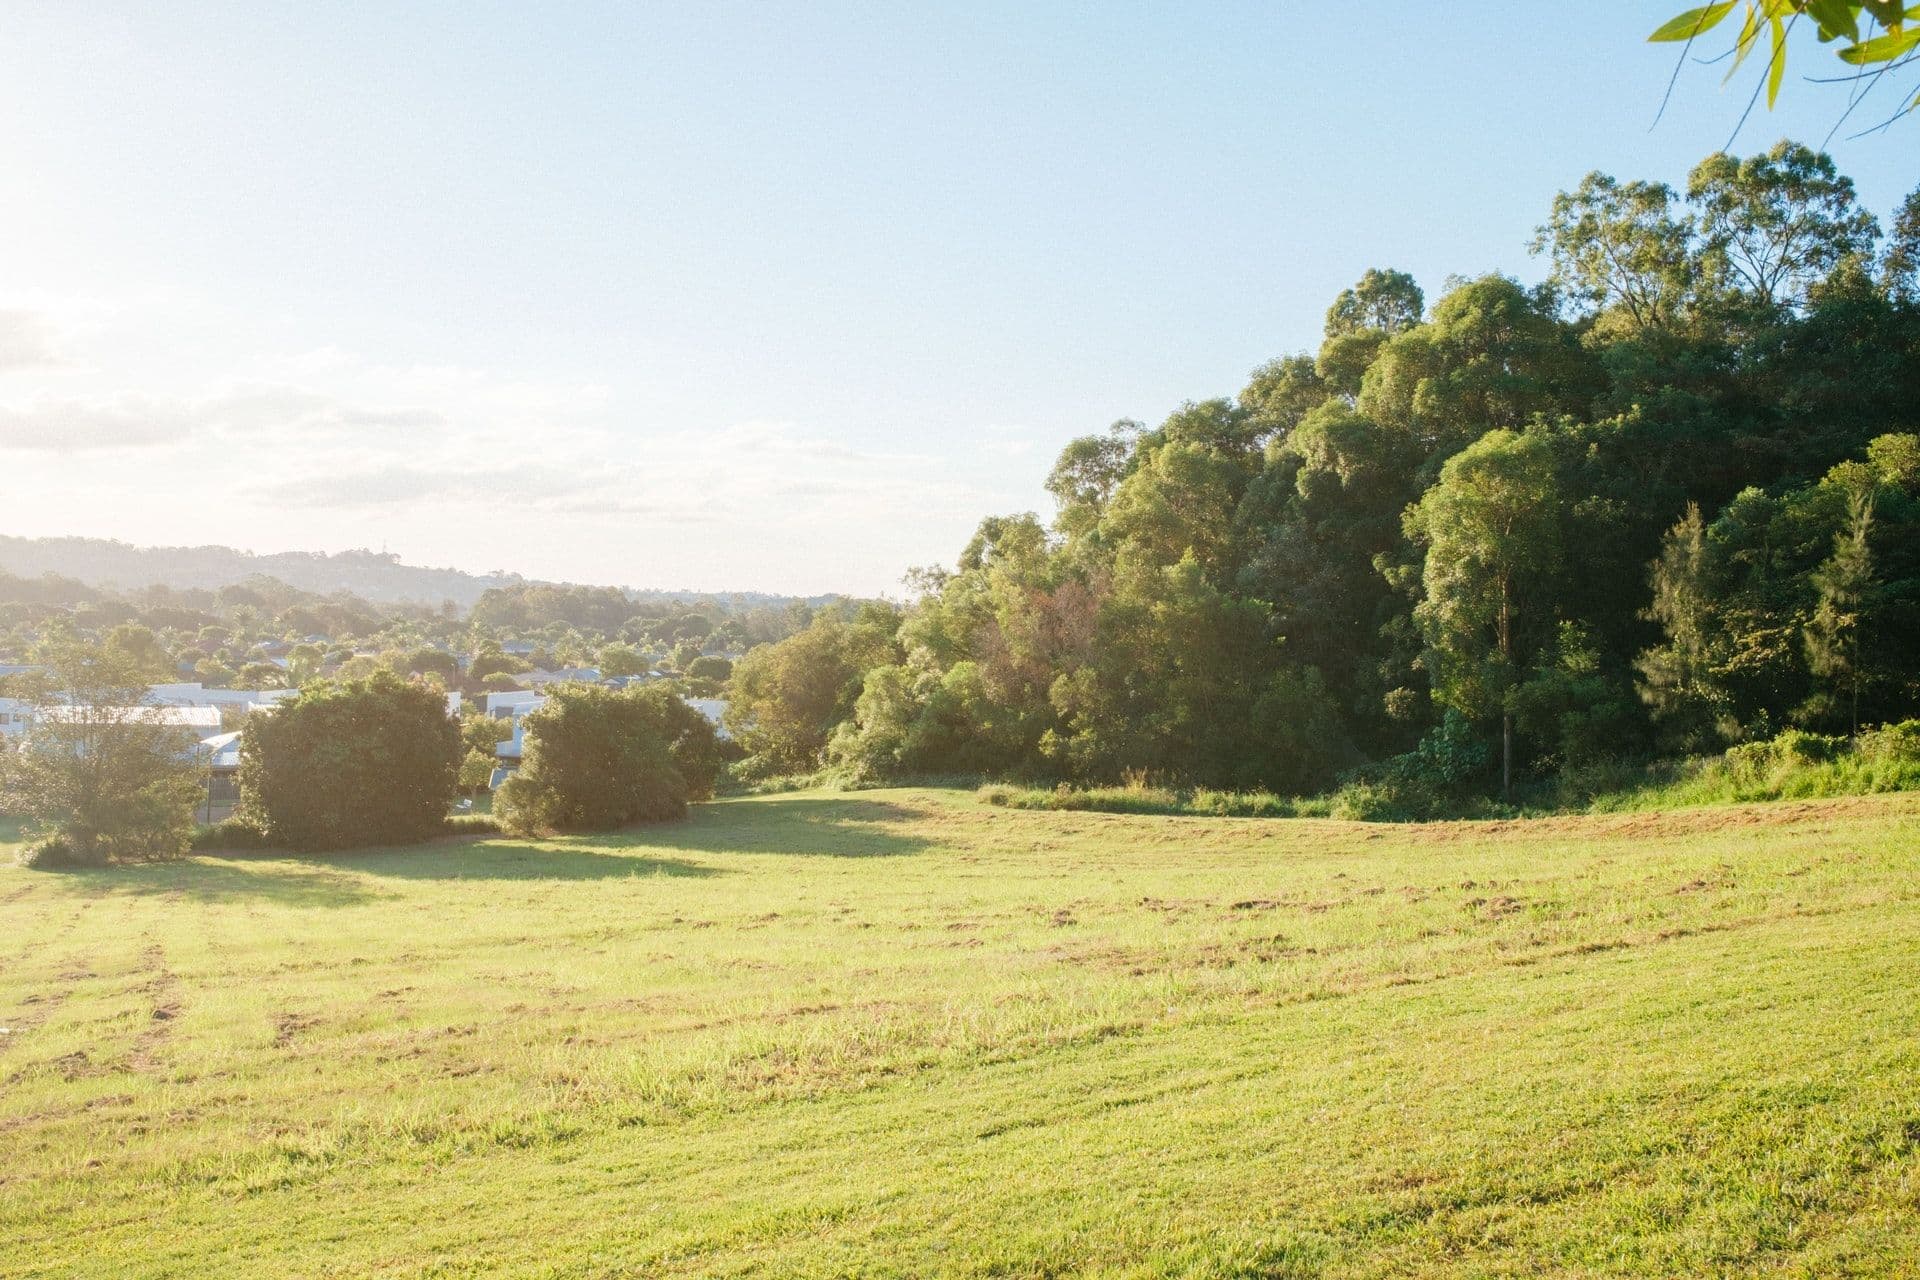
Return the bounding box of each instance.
[190,818,273,851]
[1855,719,1920,766]
[18,835,89,869]
[1726,729,1847,781]
[443,813,502,837]
[237,670,460,852]
[494,684,690,835]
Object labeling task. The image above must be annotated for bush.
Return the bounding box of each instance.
[443,813,502,837]
[494,684,690,835]
[190,818,273,851]
[237,670,460,852]
[1726,729,1847,781]
[1586,721,1920,812]
[18,835,90,869]
[1854,719,1920,765]
[977,781,1330,819]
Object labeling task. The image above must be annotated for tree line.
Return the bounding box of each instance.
[723,142,1920,814]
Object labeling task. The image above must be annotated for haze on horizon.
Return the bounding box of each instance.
[1,3,1912,597]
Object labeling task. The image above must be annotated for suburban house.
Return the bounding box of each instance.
[34,704,225,755]
[0,697,31,740]
[192,730,244,821]
[147,682,296,710]
[484,689,546,718]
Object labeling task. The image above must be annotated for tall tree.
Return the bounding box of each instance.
[1804,486,1876,734]
[1687,143,1878,315]
[1635,503,1729,748]
[1533,172,1695,333]
[1403,429,1564,797]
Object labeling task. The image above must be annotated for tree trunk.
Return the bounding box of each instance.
[1502,712,1512,802]
[1498,575,1513,801]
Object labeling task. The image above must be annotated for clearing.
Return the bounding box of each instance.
[1,791,1917,1277]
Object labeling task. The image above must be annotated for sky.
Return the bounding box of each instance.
[0,3,1913,598]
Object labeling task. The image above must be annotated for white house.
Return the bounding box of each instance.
[484,689,546,718]
[146,682,296,710]
[0,697,31,740]
[34,705,225,756]
[192,730,245,821]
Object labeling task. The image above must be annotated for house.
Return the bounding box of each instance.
[484,689,546,718]
[33,705,225,755]
[146,682,295,710]
[0,697,31,740]
[192,730,244,821]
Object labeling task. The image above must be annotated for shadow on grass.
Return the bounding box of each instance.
[314,840,721,882]
[27,858,384,909]
[12,794,930,909]
[609,794,938,859]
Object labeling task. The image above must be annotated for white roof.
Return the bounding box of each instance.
[38,705,225,729]
[196,730,244,769]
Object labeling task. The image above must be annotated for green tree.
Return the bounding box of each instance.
[685,654,732,683]
[494,684,690,834]
[597,642,649,677]
[0,635,201,863]
[287,643,325,684]
[1687,143,1878,316]
[103,623,176,681]
[1635,503,1731,748]
[726,607,898,771]
[237,670,459,851]
[1804,486,1876,734]
[1532,172,1694,333]
[1403,429,1565,797]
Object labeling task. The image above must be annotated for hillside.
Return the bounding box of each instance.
[0,535,811,610]
[2,791,1916,1276]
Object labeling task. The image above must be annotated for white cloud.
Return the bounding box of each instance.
[0,394,191,451]
[0,311,60,371]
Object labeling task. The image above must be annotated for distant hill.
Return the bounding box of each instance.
[0,536,813,611]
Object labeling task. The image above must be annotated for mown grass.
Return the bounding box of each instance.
[2,790,1918,1277]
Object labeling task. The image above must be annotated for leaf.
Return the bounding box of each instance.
[1767,11,1787,105]
[1803,0,1859,41]
[1648,2,1737,41]
[1838,25,1920,63]
[1724,3,1763,82]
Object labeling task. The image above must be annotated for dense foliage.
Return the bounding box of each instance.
[0,634,201,862]
[236,670,460,851]
[494,683,714,834]
[731,144,1920,810]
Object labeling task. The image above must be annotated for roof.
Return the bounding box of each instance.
[38,705,225,729]
[196,730,244,769]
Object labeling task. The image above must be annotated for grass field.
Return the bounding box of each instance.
[2,791,1918,1278]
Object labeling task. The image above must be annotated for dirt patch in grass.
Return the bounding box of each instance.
[273,1013,320,1047]
[129,942,178,1074]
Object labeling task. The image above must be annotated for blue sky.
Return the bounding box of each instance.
[0,3,1912,596]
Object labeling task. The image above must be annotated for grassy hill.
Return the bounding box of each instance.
[1,792,1917,1277]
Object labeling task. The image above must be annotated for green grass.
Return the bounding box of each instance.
[2,790,1918,1277]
